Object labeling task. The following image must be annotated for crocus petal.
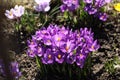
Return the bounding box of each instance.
[44,6,50,12]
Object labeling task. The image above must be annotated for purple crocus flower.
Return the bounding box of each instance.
[60,5,68,12]
[0,60,21,79]
[60,0,79,12]
[95,0,105,8]
[60,27,69,35]
[10,62,21,79]
[88,7,97,15]
[95,0,111,8]
[27,47,37,57]
[36,46,44,57]
[84,0,93,4]
[63,0,79,7]
[35,29,49,41]
[34,3,50,12]
[76,53,86,68]
[53,34,65,47]
[42,49,54,64]
[84,5,97,15]
[34,0,51,12]
[43,36,52,46]
[55,51,65,64]
[60,40,75,53]
[98,13,108,21]
[0,60,5,76]
[88,40,100,51]
[27,39,37,49]
[66,52,76,64]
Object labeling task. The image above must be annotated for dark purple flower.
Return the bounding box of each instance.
[60,5,68,12]
[27,39,37,49]
[95,0,105,8]
[42,49,54,64]
[10,62,21,79]
[84,0,93,4]
[36,46,44,57]
[84,5,97,15]
[27,47,37,57]
[88,7,97,15]
[60,0,79,12]
[98,13,108,21]
[66,52,76,64]
[88,40,100,51]
[0,60,5,76]
[55,51,65,64]
[95,0,111,8]
[76,53,86,68]
[0,60,21,79]
[60,40,75,53]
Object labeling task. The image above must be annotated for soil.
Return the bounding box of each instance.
[91,13,120,80]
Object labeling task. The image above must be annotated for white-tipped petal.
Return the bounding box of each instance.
[44,6,50,12]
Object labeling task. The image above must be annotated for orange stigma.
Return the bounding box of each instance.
[65,46,69,52]
[91,45,94,49]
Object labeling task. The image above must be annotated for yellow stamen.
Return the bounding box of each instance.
[48,54,52,59]
[9,11,13,16]
[57,37,61,41]
[58,54,61,59]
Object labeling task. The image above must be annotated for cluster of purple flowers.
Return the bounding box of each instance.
[60,0,79,12]
[84,0,111,21]
[27,25,99,68]
[0,60,21,79]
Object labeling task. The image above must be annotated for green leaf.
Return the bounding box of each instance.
[36,56,41,68]
[63,11,69,19]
